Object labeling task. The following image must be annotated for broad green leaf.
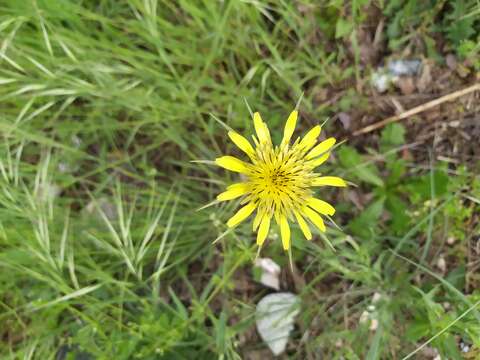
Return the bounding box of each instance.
[405,320,430,341]
[349,197,385,238]
[338,146,384,187]
[405,170,449,203]
[385,193,409,234]
[439,334,463,360]
[386,158,406,185]
[335,18,353,39]
[380,123,405,149]
[446,266,466,291]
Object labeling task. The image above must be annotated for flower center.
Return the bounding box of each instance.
[267,168,289,187]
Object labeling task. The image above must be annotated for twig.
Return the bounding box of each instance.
[353,83,480,136]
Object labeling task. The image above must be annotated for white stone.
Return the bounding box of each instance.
[255,258,281,290]
[255,293,300,356]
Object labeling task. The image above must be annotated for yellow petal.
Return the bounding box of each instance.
[280,110,297,148]
[279,215,291,250]
[307,198,335,215]
[217,183,250,201]
[228,131,255,157]
[253,112,271,144]
[293,210,312,240]
[215,156,250,173]
[256,214,271,246]
[299,125,321,151]
[303,207,326,232]
[227,202,257,228]
[252,206,266,231]
[312,176,347,187]
[306,137,336,160]
[307,152,330,168]
[273,209,280,226]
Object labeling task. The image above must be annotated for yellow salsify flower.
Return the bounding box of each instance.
[215,110,346,250]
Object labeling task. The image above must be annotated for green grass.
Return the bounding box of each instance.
[1,0,480,359]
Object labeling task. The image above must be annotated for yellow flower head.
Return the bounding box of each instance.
[215,110,346,250]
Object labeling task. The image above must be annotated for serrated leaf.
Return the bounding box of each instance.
[445,0,476,45]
